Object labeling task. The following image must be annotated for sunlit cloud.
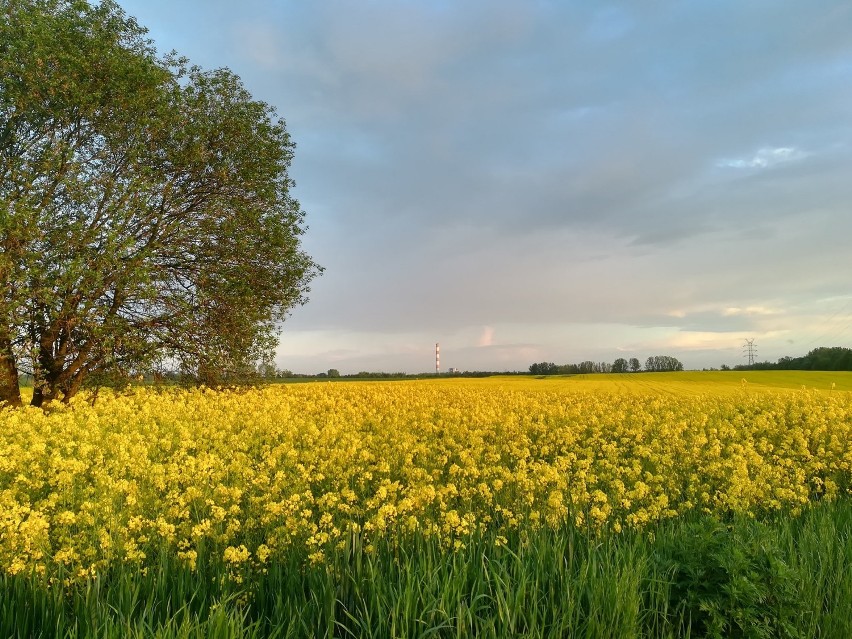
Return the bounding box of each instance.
[718,146,808,169]
[666,331,745,350]
[723,306,783,317]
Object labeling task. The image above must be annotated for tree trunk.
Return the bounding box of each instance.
[28,317,98,407]
[60,369,86,404]
[30,347,60,407]
[30,384,56,407]
[0,334,22,407]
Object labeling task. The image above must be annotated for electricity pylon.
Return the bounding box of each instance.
[742,339,757,367]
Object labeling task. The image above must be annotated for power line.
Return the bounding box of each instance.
[798,295,852,349]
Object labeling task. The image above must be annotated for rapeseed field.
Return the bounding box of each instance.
[2,374,851,637]
[2,376,851,579]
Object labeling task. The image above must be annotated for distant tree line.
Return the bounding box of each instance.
[529,361,613,375]
[529,355,683,376]
[733,347,852,371]
[642,355,685,372]
[257,368,528,380]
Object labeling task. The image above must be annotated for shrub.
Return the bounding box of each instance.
[651,516,803,638]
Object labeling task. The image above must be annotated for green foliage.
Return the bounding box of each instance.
[738,347,852,372]
[651,516,803,638]
[530,355,684,375]
[0,0,321,406]
[529,361,560,375]
[613,357,629,373]
[3,503,852,638]
[644,355,684,372]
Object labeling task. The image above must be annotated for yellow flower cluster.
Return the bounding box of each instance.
[1,380,850,579]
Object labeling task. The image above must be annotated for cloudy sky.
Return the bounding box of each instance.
[116,0,852,374]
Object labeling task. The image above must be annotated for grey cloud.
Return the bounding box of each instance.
[218,1,852,243]
[115,0,852,371]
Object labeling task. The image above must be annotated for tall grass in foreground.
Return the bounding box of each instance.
[2,500,851,639]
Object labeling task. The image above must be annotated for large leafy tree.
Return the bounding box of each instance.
[0,0,321,406]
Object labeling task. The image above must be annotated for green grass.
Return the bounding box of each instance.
[4,501,852,638]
